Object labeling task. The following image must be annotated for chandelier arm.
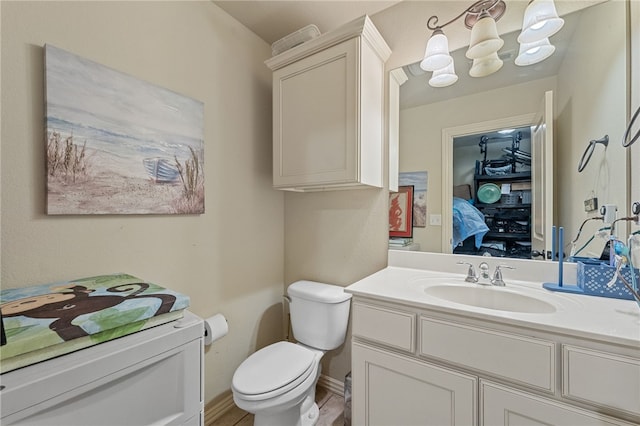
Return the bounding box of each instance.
[426,0,502,31]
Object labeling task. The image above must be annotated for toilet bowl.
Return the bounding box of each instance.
[231,281,352,426]
[232,342,324,426]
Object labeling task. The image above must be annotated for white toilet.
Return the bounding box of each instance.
[231,280,352,426]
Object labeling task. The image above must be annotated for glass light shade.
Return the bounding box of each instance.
[515,38,555,66]
[429,62,458,88]
[466,11,504,59]
[469,51,503,77]
[420,29,453,71]
[518,0,565,44]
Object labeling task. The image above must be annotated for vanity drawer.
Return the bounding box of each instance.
[562,345,640,417]
[352,302,416,352]
[420,317,555,392]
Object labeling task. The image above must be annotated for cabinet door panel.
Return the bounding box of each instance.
[273,38,357,187]
[353,342,476,426]
[481,381,635,426]
[562,345,640,418]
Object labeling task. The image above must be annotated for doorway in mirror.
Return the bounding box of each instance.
[452,126,533,259]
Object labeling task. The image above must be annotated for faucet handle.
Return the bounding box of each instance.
[492,264,514,286]
[457,261,478,283]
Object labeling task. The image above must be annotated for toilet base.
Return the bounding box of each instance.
[232,343,327,426]
[303,402,320,426]
[254,396,319,426]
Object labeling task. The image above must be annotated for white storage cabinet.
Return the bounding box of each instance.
[266,15,391,191]
[1,311,204,426]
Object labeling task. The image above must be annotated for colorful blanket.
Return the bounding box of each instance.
[0,273,190,373]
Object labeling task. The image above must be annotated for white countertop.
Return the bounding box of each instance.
[346,252,640,348]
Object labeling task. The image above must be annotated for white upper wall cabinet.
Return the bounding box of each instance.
[266,15,391,191]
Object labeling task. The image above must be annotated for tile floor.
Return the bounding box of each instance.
[210,386,345,426]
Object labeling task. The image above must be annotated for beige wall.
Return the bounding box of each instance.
[0,0,284,406]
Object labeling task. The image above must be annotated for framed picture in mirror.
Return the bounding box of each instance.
[389,185,414,238]
[399,171,428,228]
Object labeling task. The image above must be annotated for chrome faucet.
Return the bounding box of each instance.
[457,261,478,283]
[459,261,515,286]
[491,265,514,286]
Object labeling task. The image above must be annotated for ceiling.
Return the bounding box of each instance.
[212,0,402,45]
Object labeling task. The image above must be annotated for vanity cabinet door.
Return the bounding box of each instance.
[353,342,477,426]
[481,381,636,426]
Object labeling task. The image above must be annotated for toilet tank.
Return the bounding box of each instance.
[287,281,352,350]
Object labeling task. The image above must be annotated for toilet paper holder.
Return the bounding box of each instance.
[203,313,228,345]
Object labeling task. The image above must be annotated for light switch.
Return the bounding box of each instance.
[429,214,442,226]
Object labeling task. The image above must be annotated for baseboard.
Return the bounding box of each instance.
[204,391,235,426]
[317,373,345,397]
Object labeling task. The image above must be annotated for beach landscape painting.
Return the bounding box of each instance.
[45,44,204,215]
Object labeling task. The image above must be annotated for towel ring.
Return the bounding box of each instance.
[578,135,609,173]
[622,106,640,148]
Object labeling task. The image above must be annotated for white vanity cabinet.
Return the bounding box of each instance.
[265,15,391,191]
[350,298,639,426]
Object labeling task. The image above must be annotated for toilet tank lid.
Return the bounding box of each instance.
[287,280,352,303]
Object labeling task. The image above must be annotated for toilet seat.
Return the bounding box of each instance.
[232,342,317,401]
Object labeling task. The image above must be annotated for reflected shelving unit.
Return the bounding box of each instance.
[473,170,532,258]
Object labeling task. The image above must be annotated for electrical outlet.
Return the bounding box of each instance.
[584,197,598,212]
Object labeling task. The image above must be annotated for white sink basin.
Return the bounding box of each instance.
[424,285,557,314]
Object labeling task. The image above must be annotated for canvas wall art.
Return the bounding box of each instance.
[399,171,428,227]
[45,44,204,215]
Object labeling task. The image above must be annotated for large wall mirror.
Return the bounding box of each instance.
[393,0,629,261]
